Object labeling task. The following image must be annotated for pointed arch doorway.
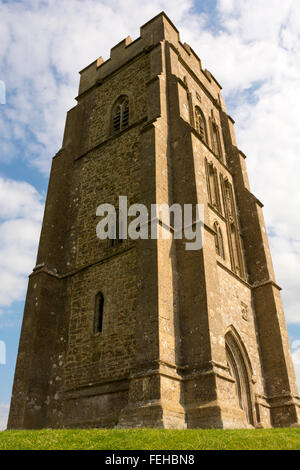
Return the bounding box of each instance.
[225,328,255,426]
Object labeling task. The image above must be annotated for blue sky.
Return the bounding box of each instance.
[1,0,300,429]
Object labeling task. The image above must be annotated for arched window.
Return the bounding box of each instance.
[210,119,222,159]
[94,292,104,334]
[221,178,245,277]
[213,221,225,259]
[195,106,207,143]
[205,160,222,212]
[224,182,234,217]
[112,95,129,133]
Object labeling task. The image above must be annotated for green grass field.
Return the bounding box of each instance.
[0,428,299,450]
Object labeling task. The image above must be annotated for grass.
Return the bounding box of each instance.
[0,428,299,450]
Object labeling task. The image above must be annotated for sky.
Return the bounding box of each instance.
[0,0,300,430]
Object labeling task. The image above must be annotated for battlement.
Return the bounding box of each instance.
[77,11,222,100]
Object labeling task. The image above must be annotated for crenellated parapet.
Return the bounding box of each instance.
[77,12,223,103]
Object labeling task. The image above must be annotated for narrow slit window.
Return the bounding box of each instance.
[214,221,225,260]
[218,226,225,260]
[107,210,124,248]
[95,292,104,334]
[207,163,221,211]
[214,222,220,256]
[210,120,223,159]
[195,106,207,143]
[230,223,241,275]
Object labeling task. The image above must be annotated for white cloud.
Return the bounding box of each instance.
[292,341,300,390]
[0,177,43,310]
[218,0,235,14]
[218,0,293,42]
[0,404,9,431]
[0,178,43,221]
[0,0,194,174]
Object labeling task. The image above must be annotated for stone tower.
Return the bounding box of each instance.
[8,12,299,430]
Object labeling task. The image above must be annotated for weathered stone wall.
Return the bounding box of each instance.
[61,50,151,426]
[65,250,137,388]
[77,55,150,158]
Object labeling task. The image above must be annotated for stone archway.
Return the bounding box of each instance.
[225,328,255,426]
